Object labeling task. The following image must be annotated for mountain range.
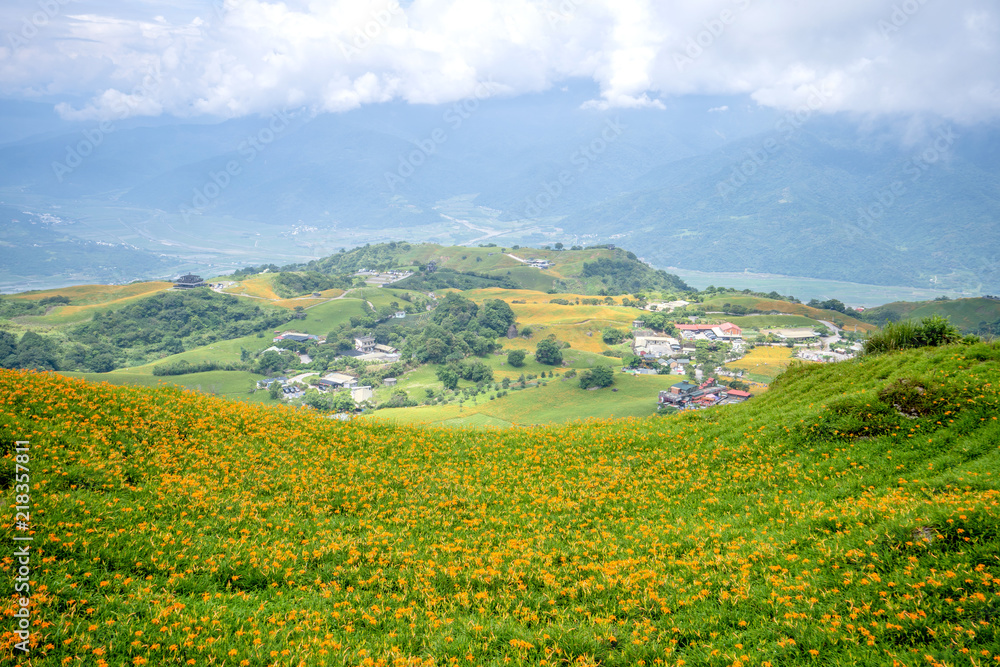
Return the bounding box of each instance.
[1,86,997,293]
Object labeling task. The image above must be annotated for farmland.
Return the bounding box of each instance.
[724,345,803,386]
[2,340,999,665]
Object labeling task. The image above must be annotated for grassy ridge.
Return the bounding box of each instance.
[701,295,875,331]
[2,342,998,665]
[862,297,1000,334]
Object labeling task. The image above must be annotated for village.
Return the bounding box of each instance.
[172,271,866,417]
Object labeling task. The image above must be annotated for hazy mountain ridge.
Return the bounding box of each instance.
[0,90,997,292]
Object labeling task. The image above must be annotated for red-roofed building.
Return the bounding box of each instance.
[719,322,742,336]
[726,389,751,399]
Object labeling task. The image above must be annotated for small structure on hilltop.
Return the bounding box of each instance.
[174,274,206,289]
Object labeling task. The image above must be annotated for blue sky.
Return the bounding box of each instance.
[1,0,998,124]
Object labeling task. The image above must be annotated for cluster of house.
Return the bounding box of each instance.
[632,327,742,376]
[674,322,743,341]
[258,367,400,407]
[657,377,751,411]
[526,259,552,269]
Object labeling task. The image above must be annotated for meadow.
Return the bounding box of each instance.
[2,343,999,666]
[378,372,670,427]
[700,296,874,332]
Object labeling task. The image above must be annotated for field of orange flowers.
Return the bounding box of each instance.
[2,341,999,666]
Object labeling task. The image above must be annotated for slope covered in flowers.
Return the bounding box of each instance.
[1,342,999,666]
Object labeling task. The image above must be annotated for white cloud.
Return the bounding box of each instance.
[0,0,997,123]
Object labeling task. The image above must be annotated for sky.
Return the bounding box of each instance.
[1,0,998,124]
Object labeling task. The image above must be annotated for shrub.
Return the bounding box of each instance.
[579,366,614,389]
[507,349,526,367]
[535,339,563,365]
[863,315,964,355]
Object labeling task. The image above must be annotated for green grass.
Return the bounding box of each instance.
[292,296,368,335]
[725,314,822,329]
[113,334,272,374]
[59,369,269,402]
[379,371,671,426]
[3,341,998,665]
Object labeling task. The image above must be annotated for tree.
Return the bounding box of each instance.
[479,298,516,336]
[256,350,287,375]
[14,332,59,371]
[579,365,614,389]
[507,349,526,367]
[602,328,629,345]
[535,339,563,366]
[330,391,356,413]
[437,367,459,390]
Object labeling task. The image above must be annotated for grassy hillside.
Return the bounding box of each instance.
[2,342,998,665]
[861,297,1000,335]
[700,295,875,332]
[309,243,691,295]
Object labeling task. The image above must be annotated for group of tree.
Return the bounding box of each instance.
[436,359,495,390]
[0,331,61,371]
[271,272,351,298]
[302,388,357,413]
[405,294,515,365]
[580,255,692,295]
[152,360,248,376]
[65,291,292,372]
[0,294,71,320]
[634,312,679,336]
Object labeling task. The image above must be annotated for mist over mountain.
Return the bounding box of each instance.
[1,86,998,293]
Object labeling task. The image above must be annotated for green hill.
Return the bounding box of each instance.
[2,340,998,665]
[306,242,692,295]
[861,297,1000,336]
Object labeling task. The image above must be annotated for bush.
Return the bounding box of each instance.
[863,315,964,355]
[579,366,614,389]
[507,349,526,367]
[601,328,630,345]
[535,339,563,365]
